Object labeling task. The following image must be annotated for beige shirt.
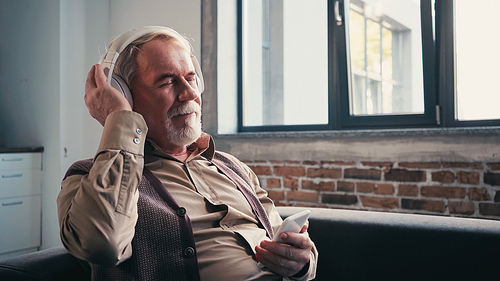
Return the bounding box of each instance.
[57,110,317,281]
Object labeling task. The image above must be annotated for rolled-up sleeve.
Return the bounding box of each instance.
[57,110,148,267]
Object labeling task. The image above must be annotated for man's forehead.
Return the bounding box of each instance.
[136,39,193,72]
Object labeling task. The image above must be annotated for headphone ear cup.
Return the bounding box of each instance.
[110,75,134,108]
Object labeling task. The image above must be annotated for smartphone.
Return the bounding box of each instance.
[273,210,311,243]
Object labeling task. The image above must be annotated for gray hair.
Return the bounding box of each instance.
[112,29,194,91]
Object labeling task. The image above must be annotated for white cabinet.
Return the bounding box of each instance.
[0,150,43,260]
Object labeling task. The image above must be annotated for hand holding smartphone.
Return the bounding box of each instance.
[273,210,311,243]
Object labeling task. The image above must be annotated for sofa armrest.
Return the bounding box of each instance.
[0,246,89,281]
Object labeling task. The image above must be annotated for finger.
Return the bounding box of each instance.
[85,65,97,90]
[260,240,308,262]
[299,220,309,233]
[103,66,110,77]
[94,64,109,87]
[255,245,299,277]
[279,231,313,250]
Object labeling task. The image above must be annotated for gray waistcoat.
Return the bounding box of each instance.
[65,151,274,281]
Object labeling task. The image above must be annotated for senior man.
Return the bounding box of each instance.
[57,26,317,281]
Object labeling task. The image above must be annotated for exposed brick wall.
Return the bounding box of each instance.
[243,159,500,220]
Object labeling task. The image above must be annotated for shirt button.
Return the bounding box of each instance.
[184,247,195,258]
[136,128,142,135]
[176,207,186,217]
[133,137,140,144]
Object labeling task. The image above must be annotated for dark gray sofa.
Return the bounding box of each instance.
[1,206,499,280]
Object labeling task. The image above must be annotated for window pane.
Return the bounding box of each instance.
[455,1,500,121]
[347,0,424,116]
[242,0,328,126]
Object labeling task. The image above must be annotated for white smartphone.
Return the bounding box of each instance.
[273,210,311,243]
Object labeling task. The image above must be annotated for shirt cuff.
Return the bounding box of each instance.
[97,110,148,156]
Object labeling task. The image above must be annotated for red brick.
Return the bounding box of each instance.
[375,184,394,195]
[457,171,480,185]
[385,169,425,182]
[286,191,319,203]
[274,166,305,177]
[283,177,299,190]
[307,168,342,179]
[401,199,445,212]
[302,180,335,191]
[432,171,455,183]
[267,190,285,201]
[360,196,399,209]
[285,160,301,165]
[449,202,476,215]
[421,186,466,199]
[322,194,358,205]
[442,162,483,169]
[253,160,267,163]
[487,162,500,170]
[270,160,284,164]
[266,178,281,188]
[357,182,375,193]
[361,162,394,168]
[337,181,355,192]
[344,168,381,180]
[320,160,356,166]
[303,161,319,165]
[248,165,272,175]
[399,162,441,169]
[479,203,500,216]
[398,185,419,197]
[468,188,491,201]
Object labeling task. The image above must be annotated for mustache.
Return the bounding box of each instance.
[166,102,201,119]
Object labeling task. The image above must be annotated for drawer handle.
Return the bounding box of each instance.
[2,174,23,178]
[2,158,23,162]
[2,201,23,207]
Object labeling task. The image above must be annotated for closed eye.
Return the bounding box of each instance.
[159,78,174,88]
[185,73,196,82]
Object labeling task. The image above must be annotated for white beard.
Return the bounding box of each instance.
[162,101,202,147]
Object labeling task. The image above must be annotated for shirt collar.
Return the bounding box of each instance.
[145,132,215,162]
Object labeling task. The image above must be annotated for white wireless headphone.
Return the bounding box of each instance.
[99,26,204,108]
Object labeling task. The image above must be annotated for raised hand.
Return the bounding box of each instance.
[84,64,132,126]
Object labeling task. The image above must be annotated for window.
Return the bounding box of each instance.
[225,0,500,133]
[454,0,500,121]
[239,0,329,129]
[348,2,422,116]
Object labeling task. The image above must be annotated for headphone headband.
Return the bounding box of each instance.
[99,26,204,96]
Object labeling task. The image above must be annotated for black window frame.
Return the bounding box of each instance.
[236,0,500,133]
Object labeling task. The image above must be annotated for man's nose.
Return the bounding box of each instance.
[177,78,199,102]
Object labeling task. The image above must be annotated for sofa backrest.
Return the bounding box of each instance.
[1,207,499,281]
[277,206,500,281]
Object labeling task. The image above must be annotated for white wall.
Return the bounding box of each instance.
[0,0,201,251]
[0,0,62,250]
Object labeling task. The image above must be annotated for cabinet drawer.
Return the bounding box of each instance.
[0,170,42,198]
[0,195,41,254]
[0,153,42,171]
